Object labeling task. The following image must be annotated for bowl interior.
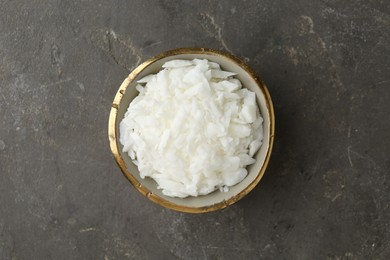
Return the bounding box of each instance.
[114,51,273,210]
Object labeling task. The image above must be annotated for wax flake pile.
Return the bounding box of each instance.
[120,59,263,198]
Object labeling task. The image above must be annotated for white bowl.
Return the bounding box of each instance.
[108,48,275,213]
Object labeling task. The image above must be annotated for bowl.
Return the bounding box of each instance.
[108,48,274,213]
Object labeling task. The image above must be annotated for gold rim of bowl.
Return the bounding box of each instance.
[108,47,275,213]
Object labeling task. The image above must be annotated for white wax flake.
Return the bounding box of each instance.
[162,59,194,68]
[119,59,263,198]
[137,74,155,83]
[210,69,237,79]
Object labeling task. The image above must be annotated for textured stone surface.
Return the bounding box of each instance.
[1,0,389,259]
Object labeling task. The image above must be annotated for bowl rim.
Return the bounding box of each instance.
[108,47,275,213]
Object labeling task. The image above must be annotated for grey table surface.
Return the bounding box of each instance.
[1,0,389,259]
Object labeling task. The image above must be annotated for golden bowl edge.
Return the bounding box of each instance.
[108,47,275,213]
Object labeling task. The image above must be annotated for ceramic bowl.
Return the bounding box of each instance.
[108,48,274,213]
